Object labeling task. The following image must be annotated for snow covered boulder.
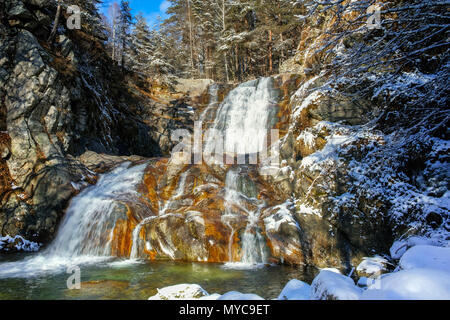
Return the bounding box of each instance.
[148,284,209,300]
[356,256,389,278]
[390,236,442,260]
[278,279,311,300]
[399,246,450,272]
[218,291,265,300]
[361,268,450,300]
[310,270,362,300]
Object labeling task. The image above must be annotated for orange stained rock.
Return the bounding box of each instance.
[110,205,138,258]
[202,213,231,262]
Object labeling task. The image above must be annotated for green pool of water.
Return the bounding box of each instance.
[0,254,317,300]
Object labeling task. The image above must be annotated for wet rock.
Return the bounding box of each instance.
[78,151,146,173]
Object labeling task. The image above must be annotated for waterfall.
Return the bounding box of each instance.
[210,77,278,268]
[240,204,269,265]
[0,77,279,278]
[0,162,148,278]
[206,77,278,155]
[48,162,148,257]
[222,168,268,268]
[159,170,189,215]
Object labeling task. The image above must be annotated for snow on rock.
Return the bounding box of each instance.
[148,284,209,300]
[399,246,450,272]
[218,291,265,301]
[296,201,322,217]
[357,256,389,277]
[361,268,450,300]
[310,270,362,300]
[264,201,300,232]
[390,236,446,260]
[357,277,376,288]
[0,235,41,252]
[277,279,311,300]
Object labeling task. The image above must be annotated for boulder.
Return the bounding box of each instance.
[361,268,450,300]
[356,256,389,278]
[78,151,146,173]
[277,279,311,300]
[310,270,362,300]
[399,245,450,272]
[148,284,209,300]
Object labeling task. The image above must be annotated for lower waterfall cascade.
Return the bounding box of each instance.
[0,162,149,278]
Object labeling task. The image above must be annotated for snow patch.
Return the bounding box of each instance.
[0,235,41,252]
[218,291,264,301]
[399,245,450,272]
[361,268,450,300]
[278,279,311,300]
[264,201,300,232]
[357,256,388,276]
[310,270,362,300]
[148,284,209,300]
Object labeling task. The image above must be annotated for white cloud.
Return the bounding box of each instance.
[159,0,170,14]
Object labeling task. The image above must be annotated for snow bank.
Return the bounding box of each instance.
[310,270,362,300]
[278,279,311,300]
[148,284,209,300]
[390,236,445,260]
[361,268,450,300]
[218,291,264,301]
[399,245,450,272]
[0,235,41,252]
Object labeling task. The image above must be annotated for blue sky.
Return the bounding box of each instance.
[102,0,170,28]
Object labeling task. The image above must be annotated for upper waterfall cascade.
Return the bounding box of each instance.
[205,77,279,155]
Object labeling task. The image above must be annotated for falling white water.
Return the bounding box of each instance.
[129,213,182,260]
[221,168,268,268]
[159,170,189,215]
[0,162,148,278]
[240,204,269,265]
[206,77,278,155]
[48,162,148,257]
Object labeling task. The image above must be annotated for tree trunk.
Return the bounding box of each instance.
[268,29,273,75]
[187,0,195,76]
[112,6,117,62]
[235,45,240,81]
[47,0,62,44]
[121,36,126,71]
[221,0,230,83]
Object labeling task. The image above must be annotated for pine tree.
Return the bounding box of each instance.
[129,14,152,74]
[118,0,132,70]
